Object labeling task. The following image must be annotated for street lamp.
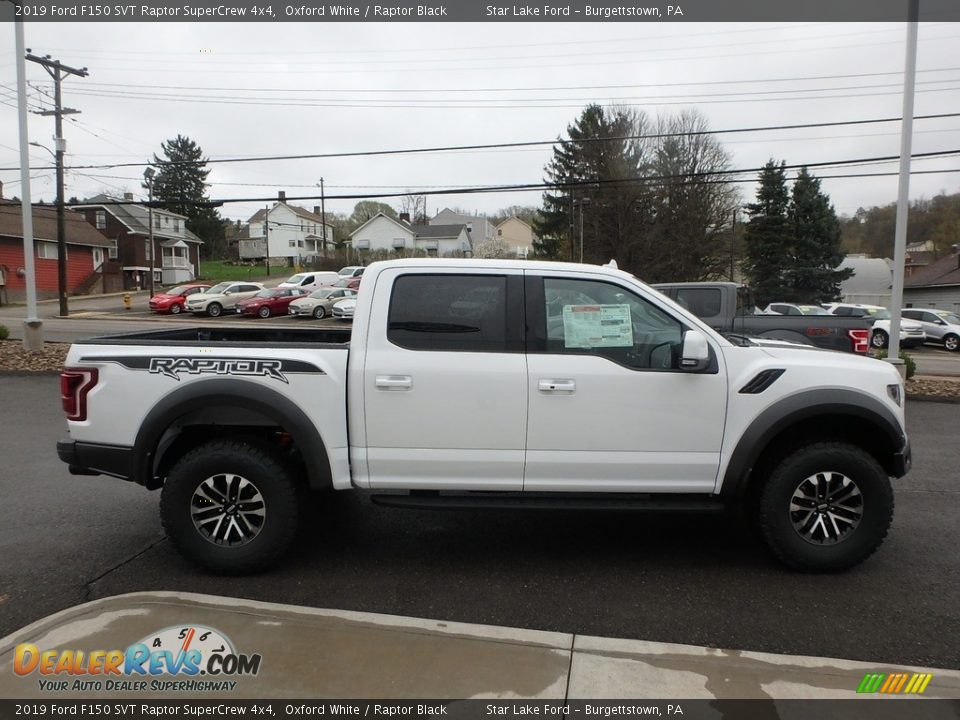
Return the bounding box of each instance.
[30,141,68,316]
[143,167,156,298]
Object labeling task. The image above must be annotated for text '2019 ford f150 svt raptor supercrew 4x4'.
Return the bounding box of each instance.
[57,260,910,574]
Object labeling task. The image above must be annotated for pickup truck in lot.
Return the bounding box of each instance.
[653,282,873,354]
[57,260,910,574]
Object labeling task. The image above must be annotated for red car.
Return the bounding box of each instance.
[236,288,306,318]
[148,284,211,314]
[333,277,362,290]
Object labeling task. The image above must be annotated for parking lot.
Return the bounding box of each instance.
[0,373,957,670]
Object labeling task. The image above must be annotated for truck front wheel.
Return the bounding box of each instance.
[160,439,302,574]
[758,442,893,572]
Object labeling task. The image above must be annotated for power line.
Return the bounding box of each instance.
[4,112,957,173]
[53,149,960,208]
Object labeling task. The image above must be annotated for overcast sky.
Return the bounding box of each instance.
[1,21,958,224]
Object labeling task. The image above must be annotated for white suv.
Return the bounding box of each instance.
[902,308,960,351]
[184,281,265,317]
[824,303,926,349]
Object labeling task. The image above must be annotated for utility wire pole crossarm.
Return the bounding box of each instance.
[25,49,88,318]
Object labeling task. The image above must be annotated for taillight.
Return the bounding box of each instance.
[848,329,869,354]
[60,367,98,421]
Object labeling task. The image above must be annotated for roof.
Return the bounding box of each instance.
[905,252,960,289]
[350,212,413,238]
[74,194,203,244]
[412,223,467,239]
[496,216,532,230]
[0,200,113,248]
[247,202,333,227]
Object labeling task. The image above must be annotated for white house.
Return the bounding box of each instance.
[237,192,334,263]
[350,212,471,256]
[430,208,495,248]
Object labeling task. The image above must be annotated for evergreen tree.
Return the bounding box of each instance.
[148,135,224,259]
[787,168,852,303]
[743,160,792,306]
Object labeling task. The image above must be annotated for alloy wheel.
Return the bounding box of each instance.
[789,471,862,545]
[190,473,266,547]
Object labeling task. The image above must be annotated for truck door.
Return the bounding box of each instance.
[524,271,727,492]
[361,268,528,490]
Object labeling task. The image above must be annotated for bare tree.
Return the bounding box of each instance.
[401,193,428,223]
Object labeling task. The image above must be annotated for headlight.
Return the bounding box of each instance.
[887,383,902,407]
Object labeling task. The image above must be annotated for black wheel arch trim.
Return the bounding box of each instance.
[720,388,907,498]
[133,378,334,491]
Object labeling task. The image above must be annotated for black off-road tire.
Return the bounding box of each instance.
[160,439,303,574]
[758,442,893,572]
[207,302,223,318]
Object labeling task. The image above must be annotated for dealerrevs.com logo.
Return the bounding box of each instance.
[14,625,261,693]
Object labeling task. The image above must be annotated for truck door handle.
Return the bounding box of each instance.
[375,375,413,390]
[538,379,576,393]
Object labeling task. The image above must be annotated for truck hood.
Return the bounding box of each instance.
[757,344,886,370]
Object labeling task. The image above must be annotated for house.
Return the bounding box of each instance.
[73,193,203,289]
[349,212,471,257]
[904,250,960,314]
[495,216,537,258]
[0,199,114,302]
[237,191,334,264]
[430,208,494,249]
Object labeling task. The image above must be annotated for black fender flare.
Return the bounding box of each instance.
[133,378,333,490]
[720,388,906,498]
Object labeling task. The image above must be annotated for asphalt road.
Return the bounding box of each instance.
[1,374,957,669]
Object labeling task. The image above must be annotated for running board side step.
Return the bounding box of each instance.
[370,492,726,512]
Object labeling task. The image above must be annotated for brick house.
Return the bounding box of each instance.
[73,193,204,289]
[0,199,114,303]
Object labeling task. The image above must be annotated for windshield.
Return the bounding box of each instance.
[166,286,188,296]
[798,306,830,315]
[206,282,230,294]
[338,267,359,276]
[935,311,960,324]
[285,274,306,284]
[310,289,333,299]
[255,289,277,298]
[870,309,891,320]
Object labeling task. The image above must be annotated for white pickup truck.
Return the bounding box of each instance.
[57,260,911,574]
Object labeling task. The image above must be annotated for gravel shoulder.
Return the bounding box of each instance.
[2,339,959,401]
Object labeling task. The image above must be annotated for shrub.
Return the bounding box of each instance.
[0,324,8,341]
[873,349,916,380]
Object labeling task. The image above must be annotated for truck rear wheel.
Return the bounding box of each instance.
[160,439,302,574]
[758,442,893,572]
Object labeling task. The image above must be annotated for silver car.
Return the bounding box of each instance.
[332,297,356,321]
[288,287,356,320]
[902,308,960,351]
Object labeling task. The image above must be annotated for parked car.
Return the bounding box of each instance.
[652,282,872,354]
[332,296,356,321]
[333,276,362,291]
[148,284,211,315]
[185,282,265,317]
[902,308,960,351]
[288,287,357,319]
[763,303,831,316]
[236,288,307,318]
[57,258,911,574]
[823,303,926,349]
[338,266,365,279]
[277,271,339,294]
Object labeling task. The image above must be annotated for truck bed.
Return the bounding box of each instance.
[75,325,352,347]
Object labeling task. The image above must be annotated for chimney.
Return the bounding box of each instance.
[124,192,134,201]
[0,180,4,199]
[399,212,410,224]
[278,190,286,202]
[314,206,321,216]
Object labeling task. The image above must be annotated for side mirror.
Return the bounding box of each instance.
[680,330,710,372]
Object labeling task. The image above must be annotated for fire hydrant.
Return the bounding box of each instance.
[123,293,132,311]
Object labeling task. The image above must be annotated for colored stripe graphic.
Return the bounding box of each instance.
[858,672,933,694]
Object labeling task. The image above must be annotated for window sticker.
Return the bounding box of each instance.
[562,304,633,348]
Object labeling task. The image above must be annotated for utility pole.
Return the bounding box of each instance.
[263,205,270,277]
[730,208,737,282]
[143,167,156,298]
[318,177,328,258]
[26,50,88,318]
